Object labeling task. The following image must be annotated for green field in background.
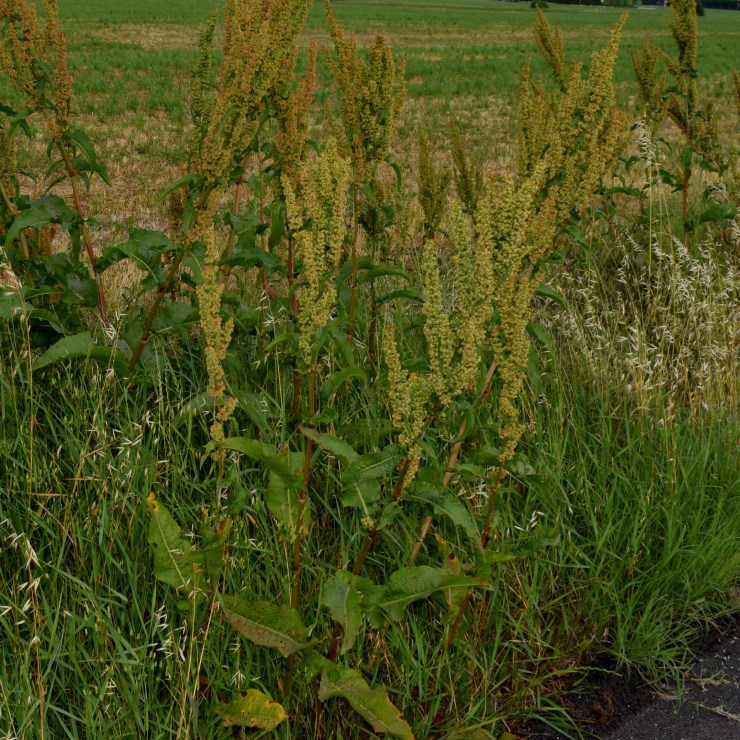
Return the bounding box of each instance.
[48,0,740,124]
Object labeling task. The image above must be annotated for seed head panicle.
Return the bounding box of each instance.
[274,41,318,192]
[323,0,405,184]
[197,0,311,184]
[633,39,667,129]
[417,127,451,241]
[382,324,431,453]
[533,7,565,92]
[283,139,351,364]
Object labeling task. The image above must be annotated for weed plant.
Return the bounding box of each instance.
[0,0,738,738]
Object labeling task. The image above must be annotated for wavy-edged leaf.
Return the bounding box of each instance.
[223,437,302,488]
[146,492,204,597]
[369,566,488,622]
[218,688,288,729]
[5,195,76,246]
[341,446,403,488]
[319,665,414,739]
[221,595,312,657]
[32,332,130,377]
[0,290,32,322]
[300,427,358,465]
[341,478,382,513]
[322,571,374,655]
[534,283,565,308]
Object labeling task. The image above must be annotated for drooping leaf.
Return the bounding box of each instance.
[220,595,312,657]
[32,332,130,377]
[223,437,302,489]
[508,526,560,557]
[534,283,565,308]
[218,688,288,729]
[5,195,77,247]
[319,665,414,739]
[341,447,403,488]
[369,566,488,622]
[320,365,368,402]
[340,478,382,513]
[300,427,358,465]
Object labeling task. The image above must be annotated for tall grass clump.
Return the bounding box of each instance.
[1,1,739,738]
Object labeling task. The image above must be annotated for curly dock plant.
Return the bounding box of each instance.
[1,0,113,336]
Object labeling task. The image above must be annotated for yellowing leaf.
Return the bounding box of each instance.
[319,665,414,739]
[221,595,312,657]
[219,688,288,729]
[146,492,204,598]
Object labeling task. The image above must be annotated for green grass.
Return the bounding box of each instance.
[2,315,738,737]
[40,2,740,128]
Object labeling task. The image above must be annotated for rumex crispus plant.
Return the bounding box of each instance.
[1,2,641,737]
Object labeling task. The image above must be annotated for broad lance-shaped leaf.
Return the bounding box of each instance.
[266,470,311,542]
[322,572,377,655]
[218,689,288,729]
[340,446,403,488]
[223,437,302,489]
[319,665,414,739]
[369,566,488,623]
[221,595,312,657]
[32,332,130,377]
[299,426,358,465]
[146,493,204,597]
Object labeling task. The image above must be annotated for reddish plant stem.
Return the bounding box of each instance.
[446,466,506,647]
[127,252,185,371]
[288,236,302,419]
[57,139,110,329]
[285,367,315,698]
[325,457,411,663]
[410,357,498,563]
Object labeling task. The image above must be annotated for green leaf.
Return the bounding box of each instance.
[300,427,358,465]
[370,566,487,622]
[322,571,365,655]
[222,437,302,489]
[341,447,403,488]
[508,526,560,557]
[220,595,312,657]
[319,665,414,739]
[266,470,310,541]
[5,195,76,247]
[219,247,282,271]
[378,288,425,305]
[357,265,409,283]
[0,290,32,322]
[534,283,565,308]
[527,321,553,355]
[341,478,382,513]
[146,493,204,598]
[233,390,270,432]
[320,366,368,402]
[64,128,111,186]
[218,689,288,729]
[32,332,130,377]
[98,229,177,282]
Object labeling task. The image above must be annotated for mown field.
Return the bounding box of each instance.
[1,0,739,738]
